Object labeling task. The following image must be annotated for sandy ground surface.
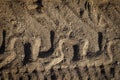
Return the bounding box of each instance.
[0,0,120,80]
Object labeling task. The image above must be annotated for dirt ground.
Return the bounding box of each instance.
[0,0,120,80]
